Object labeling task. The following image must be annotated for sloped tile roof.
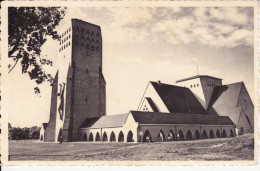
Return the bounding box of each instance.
[130,111,234,125]
[150,81,207,114]
[80,114,129,128]
[207,82,243,123]
[146,97,159,112]
[176,75,222,83]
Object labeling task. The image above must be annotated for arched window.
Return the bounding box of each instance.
[197,83,199,87]
[209,130,214,138]
[203,130,208,139]
[194,84,196,87]
[195,130,200,139]
[157,130,165,141]
[96,39,99,44]
[216,129,221,138]
[89,133,93,141]
[191,85,192,88]
[96,46,99,52]
[69,27,71,31]
[86,30,90,34]
[186,130,193,140]
[222,129,227,138]
[110,132,116,142]
[92,31,95,36]
[95,132,101,141]
[167,130,175,141]
[178,130,184,140]
[103,132,108,141]
[118,131,124,142]
[91,45,95,51]
[91,38,95,43]
[81,28,84,33]
[69,34,70,39]
[83,133,87,141]
[127,131,133,142]
[143,130,152,142]
[230,129,234,137]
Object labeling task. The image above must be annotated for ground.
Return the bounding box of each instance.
[9,134,254,161]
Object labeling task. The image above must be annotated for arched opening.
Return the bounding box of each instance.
[240,127,244,135]
[102,132,108,141]
[186,130,193,140]
[230,129,234,137]
[143,130,152,142]
[89,132,93,141]
[178,130,184,140]
[157,130,165,141]
[195,130,200,140]
[95,132,101,141]
[209,130,215,138]
[167,130,175,141]
[202,130,208,139]
[222,129,227,138]
[110,132,116,142]
[127,131,134,142]
[83,133,87,141]
[57,128,62,142]
[216,129,221,138]
[40,135,43,141]
[118,131,124,142]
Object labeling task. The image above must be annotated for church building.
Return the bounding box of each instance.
[40,19,254,143]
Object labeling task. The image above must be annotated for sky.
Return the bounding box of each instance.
[8,7,255,127]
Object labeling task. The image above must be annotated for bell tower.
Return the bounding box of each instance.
[176,75,222,109]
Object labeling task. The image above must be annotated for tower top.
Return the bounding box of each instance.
[176,75,222,83]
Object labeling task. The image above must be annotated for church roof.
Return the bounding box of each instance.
[130,111,234,125]
[207,82,243,123]
[80,114,129,129]
[150,81,207,114]
[145,97,159,112]
[176,75,222,83]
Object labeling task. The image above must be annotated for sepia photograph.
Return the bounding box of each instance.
[1,1,258,165]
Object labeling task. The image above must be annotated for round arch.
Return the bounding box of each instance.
[143,130,152,142]
[178,130,184,140]
[89,132,94,141]
[222,129,227,138]
[127,131,134,142]
[118,131,124,142]
[83,133,87,141]
[110,131,116,142]
[195,130,200,140]
[209,130,215,138]
[95,132,101,141]
[157,130,166,141]
[202,130,208,139]
[230,129,234,137]
[167,130,175,141]
[102,132,108,141]
[186,130,193,140]
[216,129,221,138]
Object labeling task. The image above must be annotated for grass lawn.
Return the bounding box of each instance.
[9,134,254,161]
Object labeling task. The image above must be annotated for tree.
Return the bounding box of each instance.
[8,7,66,94]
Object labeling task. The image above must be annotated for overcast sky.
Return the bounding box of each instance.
[8,7,255,127]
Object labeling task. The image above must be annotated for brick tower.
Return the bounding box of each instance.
[43,19,106,142]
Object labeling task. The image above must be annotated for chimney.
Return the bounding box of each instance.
[158,80,161,86]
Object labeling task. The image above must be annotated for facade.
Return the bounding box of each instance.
[41,19,106,142]
[40,19,254,143]
[79,111,235,142]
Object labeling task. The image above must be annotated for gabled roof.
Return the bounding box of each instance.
[150,81,207,114]
[207,82,243,123]
[80,114,129,129]
[130,111,234,125]
[145,97,159,112]
[176,75,222,83]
